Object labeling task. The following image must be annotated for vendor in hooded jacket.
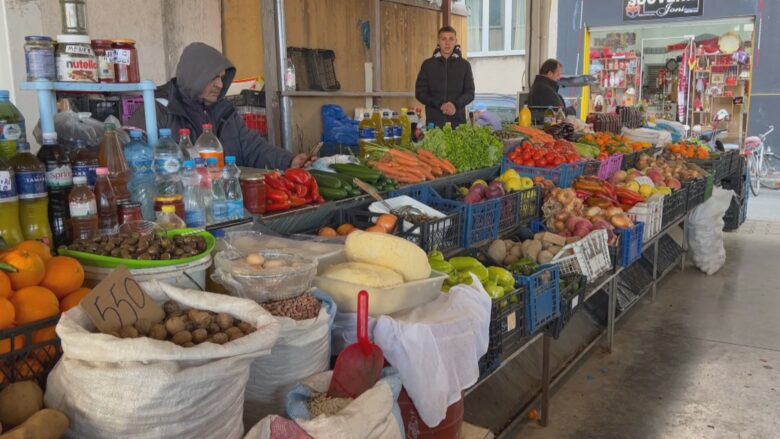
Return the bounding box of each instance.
[415,26,475,128]
[130,42,313,169]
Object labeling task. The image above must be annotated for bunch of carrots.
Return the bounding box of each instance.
[509,125,555,144]
[369,149,456,184]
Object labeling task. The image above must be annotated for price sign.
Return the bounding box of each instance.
[633,176,655,188]
[80,266,164,333]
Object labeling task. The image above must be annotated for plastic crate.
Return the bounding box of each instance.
[89,96,121,122]
[517,185,541,225]
[581,160,601,176]
[546,273,587,339]
[286,47,312,90]
[225,89,265,107]
[501,157,584,188]
[307,49,341,91]
[516,264,561,335]
[388,185,464,252]
[613,222,645,268]
[549,228,612,282]
[490,287,526,358]
[723,195,748,231]
[689,154,730,183]
[621,150,640,170]
[684,178,707,210]
[598,154,624,180]
[0,315,62,390]
[625,195,664,241]
[661,186,688,228]
[642,234,683,276]
[434,185,501,248]
[120,95,144,125]
[729,152,744,177]
[239,112,268,137]
[478,355,501,379]
[617,257,654,296]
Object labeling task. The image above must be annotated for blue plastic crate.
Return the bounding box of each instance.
[431,185,501,248]
[516,264,561,335]
[615,222,645,267]
[387,185,464,252]
[500,157,584,188]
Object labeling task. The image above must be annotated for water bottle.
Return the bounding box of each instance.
[182,160,206,228]
[0,90,26,161]
[156,205,186,231]
[178,128,197,161]
[154,128,183,197]
[10,141,52,245]
[70,139,98,189]
[222,156,244,220]
[124,130,156,220]
[94,167,118,236]
[208,157,227,223]
[195,158,213,222]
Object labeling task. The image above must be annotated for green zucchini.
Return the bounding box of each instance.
[310,172,342,189]
[319,187,349,201]
[331,164,381,183]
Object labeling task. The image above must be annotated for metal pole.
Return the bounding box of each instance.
[652,238,659,302]
[607,275,617,353]
[540,333,551,427]
[275,0,294,152]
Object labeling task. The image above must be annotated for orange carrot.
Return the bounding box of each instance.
[438,158,456,175]
[389,148,421,163]
[430,166,443,177]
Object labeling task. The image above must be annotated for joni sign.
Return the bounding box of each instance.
[624,0,703,21]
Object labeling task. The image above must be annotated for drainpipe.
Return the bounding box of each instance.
[275,0,293,152]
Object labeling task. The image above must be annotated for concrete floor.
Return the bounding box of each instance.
[503,222,780,439]
[747,185,780,221]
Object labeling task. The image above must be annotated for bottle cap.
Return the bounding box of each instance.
[179,128,190,136]
[159,128,172,136]
[225,156,236,165]
[183,160,195,169]
[161,205,175,214]
[130,130,143,139]
[96,167,108,176]
[401,107,408,112]
[207,157,218,166]
[42,132,58,143]
[202,123,213,130]
[73,176,87,185]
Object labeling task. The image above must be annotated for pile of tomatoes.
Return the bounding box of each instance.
[507,140,582,169]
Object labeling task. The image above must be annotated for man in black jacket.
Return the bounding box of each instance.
[415,26,475,128]
[528,59,576,123]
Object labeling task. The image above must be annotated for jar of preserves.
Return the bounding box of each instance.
[117,201,143,225]
[111,39,140,83]
[55,34,98,82]
[91,39,115,83]
[239,173,266,215]
[24,36,56,81]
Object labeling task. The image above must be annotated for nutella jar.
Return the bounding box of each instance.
[55,34,98,82]
[91,39,115,83]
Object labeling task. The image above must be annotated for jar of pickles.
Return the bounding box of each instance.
[111,39,140,83]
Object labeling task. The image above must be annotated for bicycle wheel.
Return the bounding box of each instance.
[749,155,761,196]
[760,154,780,189]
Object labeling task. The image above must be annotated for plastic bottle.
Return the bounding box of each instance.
[37,132,73,247]
[0,90,26,161]
[284,57,297,91]
[124,130,156,220]
[10,142,52,245]
[399,108,411,145]
[195,158,213,222]
[208,157,227,223]
[178,128,197,161]
[182,160,206,228]
[156,205,186,230]
[0,155,24,247]
[94,167,118,235]
[519,104,532,128]
[391,111,402,145]
[98,122,130,204]
[543,107,555,128]
[71,139,98,189]
[195,124,224,169]
[154,128,183,197]
[358,112,376,160]
[68,175,98,240]
[381,111,394,146]
[371,107,383,144]
[222,156,244,220]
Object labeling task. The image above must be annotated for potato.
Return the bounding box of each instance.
[192,328,208,344]
[487,240,507,264]
[119,326,139,339]
[547,245,563,256]
[215,313,234,330]
[521,240,542,262]
[509,245,523,257]
[0,381,43,427]
[0,408,69,439]
[165,316,187,335]
[171,331,193,346]
[537,250,554,264]
[148,324,168,341]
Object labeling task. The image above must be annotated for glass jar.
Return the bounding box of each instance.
[111,39,140,83]
[60,0,87,34]
[24,36,56,81]
[55,34,98,82]
[117,202,143,225]
[240,173,266,215]
[91,39,115,83]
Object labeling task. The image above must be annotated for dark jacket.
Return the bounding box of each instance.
[415,46,475,128]
[129,43,293,170]
[527,74,576,123]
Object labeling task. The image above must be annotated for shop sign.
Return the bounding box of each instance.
[624,0,703,21]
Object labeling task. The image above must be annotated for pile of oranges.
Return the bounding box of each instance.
[0,241,89,380]
[667,142,710,159]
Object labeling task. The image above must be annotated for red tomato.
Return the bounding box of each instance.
[537,158,547,167]
[553,156,564,166]
[526,159,536,167]
[567,156,579,164]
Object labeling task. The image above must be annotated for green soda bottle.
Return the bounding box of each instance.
[0,90,26,161]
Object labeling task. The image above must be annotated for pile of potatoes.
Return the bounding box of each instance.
[487,232,577,266]
[109,301,256,347]
[0,381,68,439]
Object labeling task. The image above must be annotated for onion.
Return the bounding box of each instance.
[606,207,623,218]
[610,214,631,229]
[555,211,569,222]
[553,220,566,231]
[585,206,602,218]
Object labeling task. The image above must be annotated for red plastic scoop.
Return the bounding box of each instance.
[328,290,384,398]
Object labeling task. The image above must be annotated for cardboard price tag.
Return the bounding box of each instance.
[80,266,165,333]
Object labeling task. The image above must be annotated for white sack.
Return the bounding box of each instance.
[687,187,734,274]
[44,280,280,439]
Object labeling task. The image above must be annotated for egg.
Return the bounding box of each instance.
[245,253,266,266]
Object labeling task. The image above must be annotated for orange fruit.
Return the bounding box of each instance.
[0,271,11,299]
[60,287,91,312]
[318,227,338,237]
[1,250,46,290]
[0,297,14,329]
[32,326,57,344]
[10,286,59,325]
[336,224,356,236]
[13,240,52,262]
[365,225,386,233]
[40,256,84,299]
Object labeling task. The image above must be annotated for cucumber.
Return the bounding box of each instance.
[319,187,349,201]
[310,172,342,189]
[330,172,358,190]
[331,164,381,183]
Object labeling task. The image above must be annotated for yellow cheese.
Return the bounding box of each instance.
[322,262,405,287]
[344,231,431,281]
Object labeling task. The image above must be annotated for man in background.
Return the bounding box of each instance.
[528,58,576,123]
[415,26,475,128]
[471,103,502,131]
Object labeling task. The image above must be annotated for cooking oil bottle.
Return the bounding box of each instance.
[381,111,394,146]
[399,107,411,145]
[358,112,376,160]
[519,104,532,127]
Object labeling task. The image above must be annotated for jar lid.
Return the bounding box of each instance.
[112,39,136,45]
[91,39,113,46]
[56,34,92,45]
[118,201,141,208]
[156,195,182,202]
[240,174,266,182]
[25,35,53,42]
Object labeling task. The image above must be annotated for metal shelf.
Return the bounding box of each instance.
[281,91,416,98]
[464,333,544,397]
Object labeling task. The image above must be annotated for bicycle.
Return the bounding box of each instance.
[744,125,780,196]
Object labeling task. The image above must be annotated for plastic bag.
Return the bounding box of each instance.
[44,280,281,439]
[321,104,358,146]
[243,415,312,439]
[244,290,337,429]
[687,187,733,274]
[34,111,130,152]
[285,368,404,439]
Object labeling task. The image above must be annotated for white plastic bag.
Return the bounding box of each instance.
[244,291,337,429]
[44,280,281,439]
[284,368,404,439]
[687,187,734,274]
[243,415,312,439]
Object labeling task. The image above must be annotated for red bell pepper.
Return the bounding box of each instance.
[264,172,287,191]
[266,200,292,212]
[266,188,290,204]
[294,183,308,199]
[308,177,322,204]
[284,168,312,185]
[289,195,307,207]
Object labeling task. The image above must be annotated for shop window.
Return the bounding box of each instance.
[466,0,526,56]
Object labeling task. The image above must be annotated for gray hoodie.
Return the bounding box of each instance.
[129,42,293,169]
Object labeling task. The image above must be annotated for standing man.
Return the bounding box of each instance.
[415,26,475,128]
[528,58,576,123]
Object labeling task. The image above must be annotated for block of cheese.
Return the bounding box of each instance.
[322,262,404,287]
[344,231,431,281]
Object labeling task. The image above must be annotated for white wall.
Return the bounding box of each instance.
[471,55,527,94]
[0,0,221,152]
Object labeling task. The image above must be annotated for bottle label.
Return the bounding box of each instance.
[97,54,114,80]
[15,171,47,199]
[155,157,181,174]
[110,49,131,65]
[211,201,228,222]
[358,127,376,142]
[70,199,97,217]
[72,164,97,187]
[0,170,17,201]
[44,163,73,189]
[184,210,207,228]
[25,49,55,80]
[199,152,224,169]
[128,159,154,175]
[0,123,23,141]
[384,127,394,139]
[394,126,402,139]
[226,200,244,219]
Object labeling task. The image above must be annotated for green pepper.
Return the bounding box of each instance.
[484,279,505,301]
[441,283,452,293]
[458,271,475,285]
[488,266,515,291]
[463,264,489,284]
[447,271,461,285]
[428,250,445,261]
[448,256,482,271]
[429,259,455,275]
